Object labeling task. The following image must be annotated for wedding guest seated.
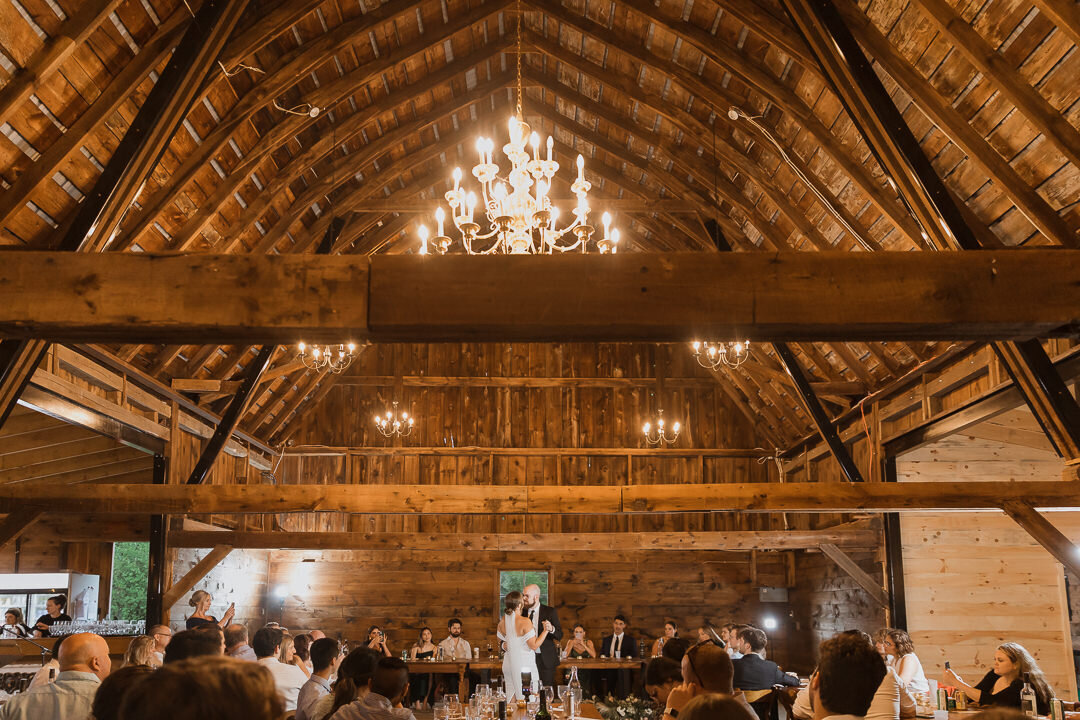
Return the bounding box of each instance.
[225,623,256,660]
[883,630,929,695]
[367,625,393,657]
[313,647,381,720]
[600,615,638,698]
[91,665,154,720]
[791,631,916,720]
[330,656,415,720]
[0,632,110,720]
[439,618,472,660]
[409,628,436,710]
[663,638,690,663]
[194,623,227,654]
[123,635,159,667]
[664,643,755,719]
[164,628,223,663]
[944,642,1052,715]
[805,634,886,720]
[297,638,342,720]
[148,624,172,664]
[563,623,598,695]
[645,657,684,707]
[296,633,315,673]
[185,589,234,630]
[28,633,65,689]
[311,630,327,641]
[2,608,30,638]
[281,632,312,678]
[727,625,750,659]
[117,655,283,720]
[652,621,680,657]
[32,594,71,637]
[732,627,799,691]
[254,625,308,711]
[682,694,757,720]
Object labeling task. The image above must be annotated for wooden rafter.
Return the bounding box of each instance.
[1002,501,1080,577]
[0,510,44,548]
[819,543,888,607]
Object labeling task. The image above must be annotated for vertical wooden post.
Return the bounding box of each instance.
[146,455,169,626]
[881,456,907,629]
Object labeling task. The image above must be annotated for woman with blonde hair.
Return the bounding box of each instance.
[185,589,234,630]
[278,633,311,678]
[945,642,1053,715]
[123,635,160,668]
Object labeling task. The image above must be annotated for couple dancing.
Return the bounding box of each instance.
[497,584,562,700]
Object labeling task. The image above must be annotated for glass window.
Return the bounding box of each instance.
[498,570,549,610]
[109,542,149,621]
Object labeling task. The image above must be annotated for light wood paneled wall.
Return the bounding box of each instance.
[898,432,1077,699]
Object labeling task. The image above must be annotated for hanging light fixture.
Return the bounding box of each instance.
[691,340,751,370]
[297,342,357,373]
[374,401,414,438]
[417,3,618,255]
[642,408,680,447]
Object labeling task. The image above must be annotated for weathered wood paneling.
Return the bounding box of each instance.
[168,546,269,632]
[269,548,812,672]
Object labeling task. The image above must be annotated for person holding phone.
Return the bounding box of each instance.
[366,625,392,657]
[185,589,235,629]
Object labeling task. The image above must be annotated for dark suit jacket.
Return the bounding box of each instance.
[523,603,562,669]
[599,633,638,658]
[733,653,799,690]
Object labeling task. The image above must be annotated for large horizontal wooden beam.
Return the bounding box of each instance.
[4,480,1078,515]
[285,446,766,458]
[0,252,1077,343]
[170,522,880,551]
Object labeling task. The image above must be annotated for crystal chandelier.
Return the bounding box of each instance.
[297,342,357,373]
[691,340,751,370]
[374,401,414,438]
[642,409,680,447]
[417,6,618,256]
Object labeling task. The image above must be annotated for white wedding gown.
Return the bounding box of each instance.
[498,611,539,701]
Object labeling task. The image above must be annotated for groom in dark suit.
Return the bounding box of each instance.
[522,584,562,687]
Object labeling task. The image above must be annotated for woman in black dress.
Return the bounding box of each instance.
[185,590,235,630]
[33,595,72,637]
[409,627,437,710]
[944,642,1053,714]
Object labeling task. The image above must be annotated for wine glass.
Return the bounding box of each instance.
[544,686,554,706]
[446,693,460,716]
[433,702,448,720]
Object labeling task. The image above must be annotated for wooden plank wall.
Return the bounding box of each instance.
[168,546,269,632]
[789,549,886,670]
[268,548,819,672]
[898,433,1077,700]
[281,343,774,534]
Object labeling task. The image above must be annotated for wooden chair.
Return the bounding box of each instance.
[741,688,778,720]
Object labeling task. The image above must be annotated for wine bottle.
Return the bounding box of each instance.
[1021,673,1037,717]
[535,687,552,720]
[498,700,507,720]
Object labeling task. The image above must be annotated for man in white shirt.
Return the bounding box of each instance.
[791,631,915,720]
[438,618,471,660]
[0,632,110,720]
[253,626,308,711]
[807,632,887,720]
[297,638,342,720]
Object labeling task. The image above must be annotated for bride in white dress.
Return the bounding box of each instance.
[498,590,551,701]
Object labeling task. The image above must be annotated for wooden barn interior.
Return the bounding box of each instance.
[0,0,1078,713]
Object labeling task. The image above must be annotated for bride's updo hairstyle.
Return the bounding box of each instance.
[504,591,524,616]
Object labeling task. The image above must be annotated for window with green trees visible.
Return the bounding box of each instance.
[498,570,549,612]
[110,542,149,620]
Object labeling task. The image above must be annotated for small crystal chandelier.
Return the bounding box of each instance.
[374,401,414,438]
[643,409,680,447]
[691,340,751,370]
[297,342,357,373]
[417,5,618,256]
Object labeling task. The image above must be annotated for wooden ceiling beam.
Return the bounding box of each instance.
[1,251,1078,344]
[118,2,509,253]
[1002,501,1080,577]
[268,371,338,444]
[6,480,1079,515]
[0,0,124,126]
[0,339,49,431]
[534,1,927,250]
[0,510,43,549]
[905,0,1080,172]
[0,10,188,233]
[834,0,1077,247]
[170,524,881,551]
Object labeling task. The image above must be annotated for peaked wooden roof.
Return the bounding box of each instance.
[0,0,1077,449]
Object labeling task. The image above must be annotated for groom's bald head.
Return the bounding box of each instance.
[523,585,541,607]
